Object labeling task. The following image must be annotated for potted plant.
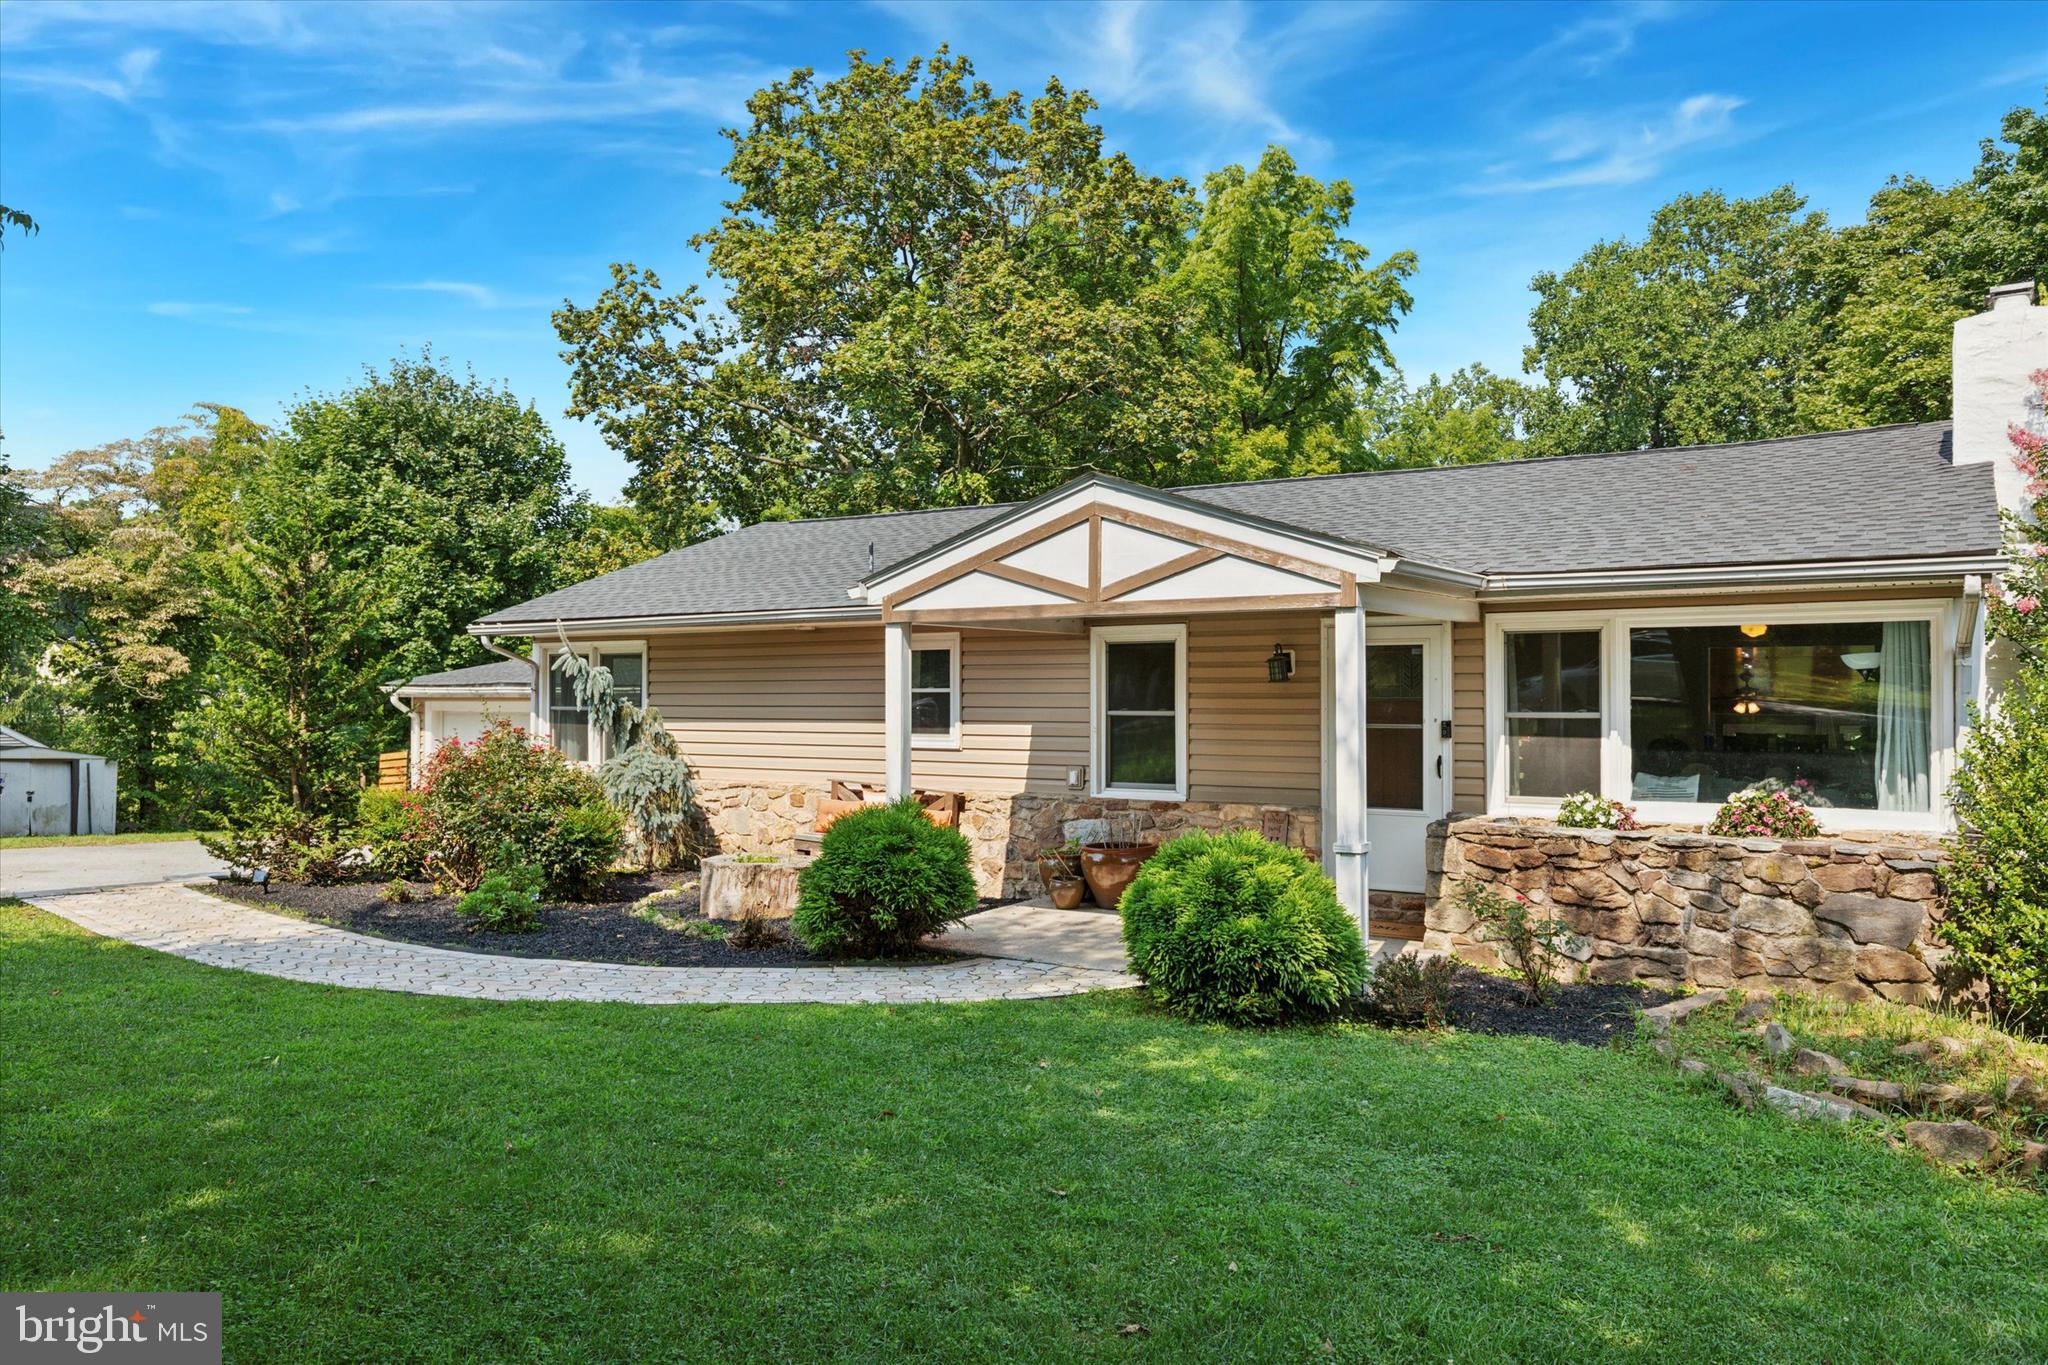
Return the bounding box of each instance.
[1079,812,1159,909]
[1036,840,1086,910]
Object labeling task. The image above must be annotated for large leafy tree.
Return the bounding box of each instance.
[1525,187,1835,452]
[556,49,1222,535]
[269,355,588,690]
[1360,365,1584,469]
[1174,147,1416,481]
[1803,97,2047,429]
[179,470,395,821]
[8,414,252,825]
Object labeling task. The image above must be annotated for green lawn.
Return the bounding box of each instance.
[0,830,196,849]
[2,901,2042,1362]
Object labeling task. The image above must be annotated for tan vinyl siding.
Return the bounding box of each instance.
[640,615,1323,805]
[1450,621,1485,811]
[915,630,1090,793]
[1186,613,1321,805]
[646,628,886,786]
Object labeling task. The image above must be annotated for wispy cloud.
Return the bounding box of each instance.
[145,300,252,319]
[878,0,1396,159]
[381,281,552,311]
[1521,1,1680,78]
[1467,93,1744,195]
[7,45,159,102]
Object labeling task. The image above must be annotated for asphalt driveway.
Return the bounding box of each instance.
[0,840,228,898]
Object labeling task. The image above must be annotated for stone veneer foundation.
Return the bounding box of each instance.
[692,781,1321,899]
[1423,816,1952,1003]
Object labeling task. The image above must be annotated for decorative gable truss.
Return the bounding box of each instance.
[878,504,1358,623]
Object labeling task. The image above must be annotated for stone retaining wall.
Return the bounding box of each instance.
[694,781,1319,899]
[1423,817,1951,1002]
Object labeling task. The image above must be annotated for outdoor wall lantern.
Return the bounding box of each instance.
[1266,644,1295,683]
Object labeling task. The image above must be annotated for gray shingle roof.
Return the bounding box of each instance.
[474,422,1997,627]
[399,660,533,690]
[475,504,1001,628]
[1181,422,1995,576]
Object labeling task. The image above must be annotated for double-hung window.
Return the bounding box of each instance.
[546,645,646,763]
[1092,625,1186,799]
[1502,629,1603,798]
[910,633,960,748]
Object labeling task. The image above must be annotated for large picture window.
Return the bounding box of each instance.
[1093,626,1185,797]
[1629,620,1931,812]
[1503,629,1603,797]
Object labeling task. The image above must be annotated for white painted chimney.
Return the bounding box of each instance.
[1951,277,2048,514]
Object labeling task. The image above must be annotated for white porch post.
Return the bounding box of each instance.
[884,620,913,799]
[1331,605,1371,940]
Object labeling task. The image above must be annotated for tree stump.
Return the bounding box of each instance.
[700,854,801,921]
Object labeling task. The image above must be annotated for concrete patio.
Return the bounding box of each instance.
[938,897,1414,974]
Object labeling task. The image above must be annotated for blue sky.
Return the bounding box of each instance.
[3,0,2043,502]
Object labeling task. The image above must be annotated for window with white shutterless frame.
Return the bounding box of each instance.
[539,641,647,764]
[910,631,961,749]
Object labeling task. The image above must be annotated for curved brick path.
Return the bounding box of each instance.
[27,884,1139,1005]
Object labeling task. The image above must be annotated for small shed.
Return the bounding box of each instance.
[387,660,534,784]
[0,726,119,837]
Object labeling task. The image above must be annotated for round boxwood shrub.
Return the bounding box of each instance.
[1119,829,1367,1026]
[793,798,977,957]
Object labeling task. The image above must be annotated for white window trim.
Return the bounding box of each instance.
[910,631,961,750]
[538,640,647,766]
[1485,600,1958,833]
[1090,622,1188,801]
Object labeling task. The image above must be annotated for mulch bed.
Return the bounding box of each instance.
[1436,967,1678,1048]
[202,871,846,968]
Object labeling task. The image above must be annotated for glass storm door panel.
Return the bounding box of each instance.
[1366,644,1427,811]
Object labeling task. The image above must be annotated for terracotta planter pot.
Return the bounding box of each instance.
[1046,875,1086,910]
[1080,842,1158,909]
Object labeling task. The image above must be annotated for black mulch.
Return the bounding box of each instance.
[200,871,851,968]
[1437,966,1677,1048]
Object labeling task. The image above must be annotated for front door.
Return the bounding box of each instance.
[1323,623,1448,894]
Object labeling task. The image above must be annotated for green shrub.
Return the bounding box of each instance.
[1118,830,1366,1026]
[1369,953,1458,1030]
[1708,788,1821,840]
[357,787,428,878]
[793,798,976,956]
[530,801,627,898]
[380,879,414,904]
[1556,791,1640,831]
[198,803,353,884]
[457,862,544,933]
[1460,881,1574,1006]
[417,722,623,896]
[1942,666,2048,1034]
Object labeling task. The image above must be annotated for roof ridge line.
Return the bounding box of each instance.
[1174,419,1954,494]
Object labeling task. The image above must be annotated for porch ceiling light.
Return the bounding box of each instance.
[1266,644,1294,683]
[1740,623,1769,638]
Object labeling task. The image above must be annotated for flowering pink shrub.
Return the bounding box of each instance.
[1987,367,2048,655]
[1708,788,1822,841]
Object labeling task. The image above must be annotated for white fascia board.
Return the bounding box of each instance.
[1479,555,2007,599]
[469,605,882,635]
[392,685,532,702]
[858,479,1394,603]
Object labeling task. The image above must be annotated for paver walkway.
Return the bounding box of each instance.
[27,883,1139,1005]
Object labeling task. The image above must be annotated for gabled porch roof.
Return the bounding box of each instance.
[856,473,1480,625]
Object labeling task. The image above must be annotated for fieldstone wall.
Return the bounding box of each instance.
[1424,817,1951,1004]
[693,781,1320,899]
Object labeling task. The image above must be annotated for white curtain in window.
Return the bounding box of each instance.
[1874,620,1931,812]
